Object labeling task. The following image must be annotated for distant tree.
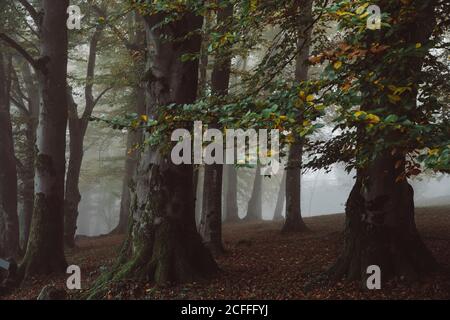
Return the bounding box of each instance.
[273,171,286,221]
[64,6,108,247]
[244,164,263,221]
[199,3,234,255]
[223,165,240,222]
[282,0,313,233]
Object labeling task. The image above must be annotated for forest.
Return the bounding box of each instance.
[0,0,449,303]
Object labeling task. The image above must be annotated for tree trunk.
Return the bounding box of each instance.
[329,2,438,283]
[282,0,312,233]
[63,93,83,248]
[329,154,437,283]
[93,10,217,290]
[273,171,286,221]
[20,0,69,277]
[17,60,39,251]
[0,51,19,258]
[199,4,233,254]
[223,165,240,222]
[64,23,103,247]
[244,164,262,221]
[111,85,145,235]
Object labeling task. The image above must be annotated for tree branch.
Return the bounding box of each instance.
[93,87,112,108]
[0,33,38,70]
[17,0,40,25]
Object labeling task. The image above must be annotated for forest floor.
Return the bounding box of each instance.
[3,206,450,300]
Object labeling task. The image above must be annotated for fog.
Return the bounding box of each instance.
[76,142,450,236]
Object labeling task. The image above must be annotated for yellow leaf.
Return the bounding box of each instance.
[333,61,343,70]
[367,114,380,124]
[306,95,315,102]
[428,148,439,156]
[356,3,369,15]
[250,0,258,11]
[299,90,306,100]
[388,94,401,104]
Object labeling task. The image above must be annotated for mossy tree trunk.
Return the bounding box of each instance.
[20,0,69,277]
[95,9,217,289]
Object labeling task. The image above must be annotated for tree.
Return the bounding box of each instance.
[64,7,108,247]
[3,0,71,277]
[273,171,286,221]
[199,3,234,255]
[223,165,240,222]
[282,0,313,233]
[108,12,147,235]
[0,48,19,258]
[12,59,40,250]
[89,3,217,294]
[244,164,263,221]
[305,0,449,282]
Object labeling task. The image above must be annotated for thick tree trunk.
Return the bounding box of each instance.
[92,10,217,290]
[244,164,263,221]
[199,5,233,254]
[223,165,240,222]
[283,0,312,233]
[20,0,69,277]
[329,2,438,284]
[273,171,286,221]
[329,154,437,283]
[111,85,145,235]
[0,51,19,258]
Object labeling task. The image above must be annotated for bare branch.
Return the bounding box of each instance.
[93,87,112,108]
[17,0,40,25]
[0,33,38,70]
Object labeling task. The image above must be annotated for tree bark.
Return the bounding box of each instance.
[111,85,146,235]
[92,9,217,290]
[111,19,146,235]
[223,165,240,222]
[282,0,312,233]
[20,0,69,277]
[244,164,263,221]
[273,171,286,221]
[17,60,39,251]
[0,51,19,258]
[329,155,437,282]
[329,1,438,283]
[199,4,233,254]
